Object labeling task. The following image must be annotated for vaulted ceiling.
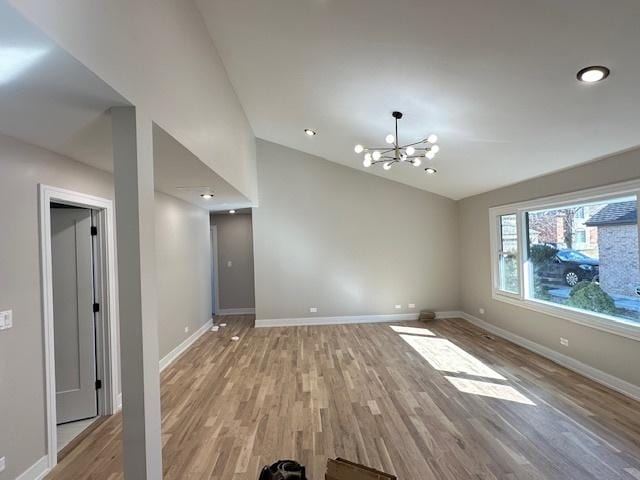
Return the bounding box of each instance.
[196,0,640,199]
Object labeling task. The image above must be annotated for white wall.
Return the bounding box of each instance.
[9,0,258,204]
[252,140,460,322]
[458,147,640,389]
[0,133,212,480]
[211,213,255,311]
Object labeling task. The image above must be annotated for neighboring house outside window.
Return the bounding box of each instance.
[527,206,600,256]
[586,201,640,298]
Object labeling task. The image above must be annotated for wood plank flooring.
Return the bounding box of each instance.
[47,316,640,479]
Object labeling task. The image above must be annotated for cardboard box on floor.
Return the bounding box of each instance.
[326,458,396,480]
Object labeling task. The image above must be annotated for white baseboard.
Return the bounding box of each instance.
[435,310,465,319]
[159,318,213,372]
[458,311,640,402]
[111,319,214,413]
[255,312,415,328]
[216,308,255,315]
[16,455,49,480]
[255,310,464,328]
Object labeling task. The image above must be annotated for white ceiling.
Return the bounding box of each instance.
[0,1,251,211]
[196,0,640,200]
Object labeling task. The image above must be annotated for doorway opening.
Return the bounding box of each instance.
[210,209,256,319]
[39,185,119,470]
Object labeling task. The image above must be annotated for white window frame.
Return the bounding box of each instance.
[489,178,640,342]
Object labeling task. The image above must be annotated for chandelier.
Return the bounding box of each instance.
[354,111,440,174]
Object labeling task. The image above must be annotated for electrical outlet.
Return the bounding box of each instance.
[309,307,317,313]
[0,456,5,473]
[560,337,569,347]
[394,304,402,309]
[0,310,12,330]
[408,303,416,309]
[184,326,189,333]
[479,308,485,315]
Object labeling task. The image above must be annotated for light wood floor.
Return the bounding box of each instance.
[47,316,640,480]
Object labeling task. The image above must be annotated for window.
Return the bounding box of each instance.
[490,182,640,340]
[497,214,519,294]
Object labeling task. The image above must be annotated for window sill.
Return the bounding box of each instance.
[492,291,640,342]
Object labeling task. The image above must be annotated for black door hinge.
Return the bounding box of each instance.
[93,303,100,313]
[95,379,102,390]
[90,226,98,236]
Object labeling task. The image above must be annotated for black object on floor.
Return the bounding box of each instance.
[259,460,307,480]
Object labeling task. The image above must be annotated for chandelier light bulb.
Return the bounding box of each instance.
[354,144,364,154]
[400,153,407,161]
[425,167,437,175]
[431,144,440,154]
[363,157,372,168]
[382,161,392,170]
[364,152,372,162]
[405,146,415,156]
[372,150,382,161]
[427,134,438,144]
[425,151,436,160]
[385,134,395,144]
[413,158,422,167]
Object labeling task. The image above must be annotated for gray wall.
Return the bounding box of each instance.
[252,139,460,320]
[210,213,255,310]
[155,192,212,358]
[0,133,211,480]
[458,147,640,388]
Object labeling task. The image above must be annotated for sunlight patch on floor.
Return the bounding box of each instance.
[390,325,435,336]
[399,335,506,380]
[445,376,536,405]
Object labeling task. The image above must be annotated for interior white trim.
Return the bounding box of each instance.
[217,308,256,315]
[159,318,213,372]
[459,311,640,402]
[488,178,640,342]
[210,225,220,315]
[255,311,458,328]
[15,455,49,480]
[39,184,119,471]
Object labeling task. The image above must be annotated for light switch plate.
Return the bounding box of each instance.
[0,456,5,473]
[408,303,416,309]
[309,307,317,313]
[394,304,402,309]
[0,310,12,330]
[227,260,232,268]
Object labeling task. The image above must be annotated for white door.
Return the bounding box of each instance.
[51,207,98,424]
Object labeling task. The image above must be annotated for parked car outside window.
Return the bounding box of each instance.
[537,249,599,287]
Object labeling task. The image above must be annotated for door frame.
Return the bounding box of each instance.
[39,184,119,470]
[210,224,220,315]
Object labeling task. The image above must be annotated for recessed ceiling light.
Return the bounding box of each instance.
[577,66,610,83]
[229,209,236,214]
[304,128,316,136]
[425,167,437,175]
[200,193,213,199]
